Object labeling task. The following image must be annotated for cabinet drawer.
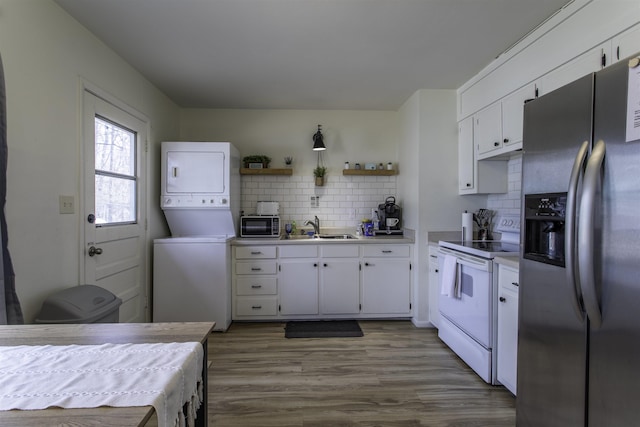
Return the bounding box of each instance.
[236,297,278,316]
[320,245,359,258]
[279,245,318,258]
[499,264,519,289]
[237,277,277,295]
[362,244,410,258]
[235,246,277,259]
[236,261,277,275]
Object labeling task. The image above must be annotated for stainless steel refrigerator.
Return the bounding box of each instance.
[518,53,640,426]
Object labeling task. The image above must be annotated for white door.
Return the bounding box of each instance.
[82,90,147,323]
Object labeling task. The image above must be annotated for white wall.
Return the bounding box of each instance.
[0,0,179,322]
[180,108,400,227]
[397,89,485,326]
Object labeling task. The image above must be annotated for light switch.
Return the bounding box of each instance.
[59,195,75,214]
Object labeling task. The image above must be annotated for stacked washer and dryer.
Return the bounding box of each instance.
[153,142,240,331]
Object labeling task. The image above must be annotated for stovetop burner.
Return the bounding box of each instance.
[439,214,521,258]
[439,240,520,258]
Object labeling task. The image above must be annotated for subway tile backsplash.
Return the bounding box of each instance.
[241,174,397,228]
[487,153,522,219]
[240,153,521,231]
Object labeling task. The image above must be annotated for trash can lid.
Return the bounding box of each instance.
[35,285,122,324]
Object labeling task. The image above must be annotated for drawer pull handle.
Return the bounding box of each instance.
[251,267,262,271]
[512,282,519,287]
[251,285,262,289]
[382,250,393,253]
[251,305,262,310]
[251,251,262,255]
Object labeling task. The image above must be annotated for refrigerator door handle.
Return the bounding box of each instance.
[578,139,605,328]
[565,140,589,321]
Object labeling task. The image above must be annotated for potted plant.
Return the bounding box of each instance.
[284,156,293,168]
[242,155,271,169]
[313,166,327,186]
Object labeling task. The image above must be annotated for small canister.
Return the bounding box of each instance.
[363,221,374,236]
[344,162,350,170]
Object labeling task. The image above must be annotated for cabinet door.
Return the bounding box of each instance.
[428,248,440,328]
[279,260,319,315]
[501,84,536,149]
[540,44,606,95]
[458,116,475,193]
[475,103,503,156]
[611,23,640,63]
[497,264,519,395]
[361,259,411,314]
[320,259,360,314]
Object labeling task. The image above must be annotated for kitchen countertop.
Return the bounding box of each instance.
[233,228,415,245]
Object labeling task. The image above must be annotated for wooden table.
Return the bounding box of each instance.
[0,322,214,427]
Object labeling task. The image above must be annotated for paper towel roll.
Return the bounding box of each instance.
[462,212,474,241]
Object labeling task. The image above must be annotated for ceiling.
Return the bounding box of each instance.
[54,0,569,111]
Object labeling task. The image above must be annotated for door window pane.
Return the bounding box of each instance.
[94,117,137,225]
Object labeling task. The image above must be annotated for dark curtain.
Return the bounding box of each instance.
[0,53,24,324]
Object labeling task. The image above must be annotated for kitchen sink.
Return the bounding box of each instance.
[316,234,357,239]
[280,234,357,240]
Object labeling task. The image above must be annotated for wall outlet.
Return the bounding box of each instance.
[310,196,320,208]
[59,195,75,214]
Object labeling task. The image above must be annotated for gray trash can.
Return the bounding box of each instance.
[34,285,122,324]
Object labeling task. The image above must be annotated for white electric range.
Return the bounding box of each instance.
[437,214,520,384]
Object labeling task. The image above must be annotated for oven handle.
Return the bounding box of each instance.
[437,248,490,271]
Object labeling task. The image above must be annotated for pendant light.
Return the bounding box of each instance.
[312,124,326,151]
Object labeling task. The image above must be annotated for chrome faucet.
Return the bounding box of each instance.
[305,215,321,235]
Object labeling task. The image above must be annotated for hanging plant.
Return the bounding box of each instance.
[313,166,327,186]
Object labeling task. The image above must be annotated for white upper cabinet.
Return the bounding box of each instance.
[539,43,607,96]
[475,83,536,160]
[458,116,507,195]
[475,103,503,158]
[501,84,536,150]
[610,23,640,64]
[458,116,475,193]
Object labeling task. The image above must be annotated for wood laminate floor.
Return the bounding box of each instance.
[207,320,515,426]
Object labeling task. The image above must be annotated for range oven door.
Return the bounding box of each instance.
[437,247,493,348]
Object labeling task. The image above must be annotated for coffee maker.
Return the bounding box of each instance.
[377,196,402,234]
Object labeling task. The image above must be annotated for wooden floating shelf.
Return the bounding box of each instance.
[342,169,396,176]
[240,168,293,176]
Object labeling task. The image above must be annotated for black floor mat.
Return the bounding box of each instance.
[284,320,364,338]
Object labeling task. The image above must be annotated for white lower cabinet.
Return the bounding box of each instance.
[232,242,413,320]
[233,246,278,318]
[278,245,319,316]
[319,245,360,314]
[361,245,412,315]
[428,245,440,328]
[497,262,519,395]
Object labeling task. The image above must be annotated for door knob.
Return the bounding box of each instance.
[88,246,103,257]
